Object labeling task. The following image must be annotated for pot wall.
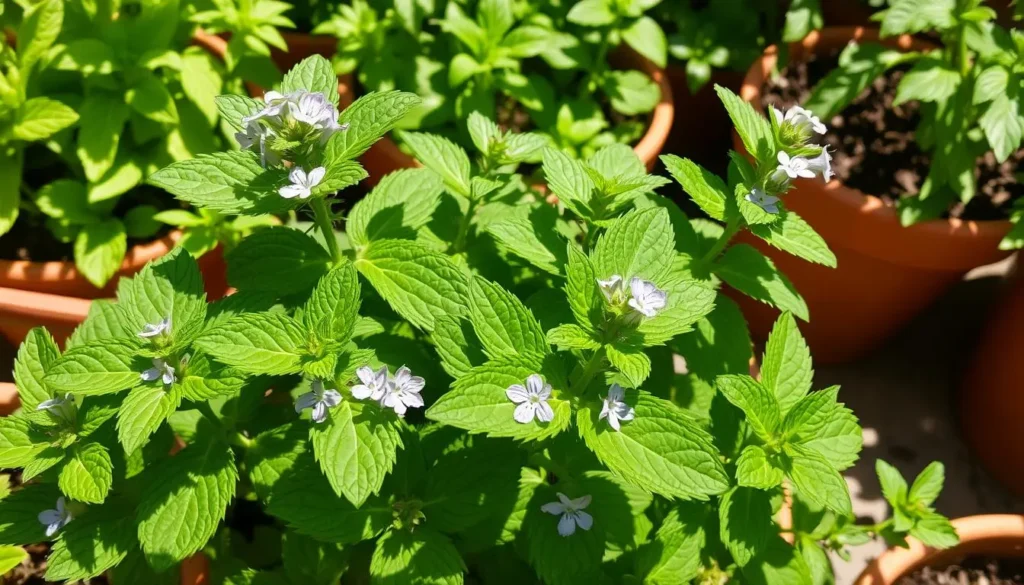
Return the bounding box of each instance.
[732,27,1013,364]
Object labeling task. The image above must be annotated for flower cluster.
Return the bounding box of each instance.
[745,106,834,214]
[235,90,347,167]
[597,275,667,318]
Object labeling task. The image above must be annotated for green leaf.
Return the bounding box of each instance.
[179,49,222,126]
[715,244,808,321]
[426,356,571,441]
[742,536,813,585]
[748,211,836,268]
[715,84,773,159]
[785,443,852,516]
[877,0,955,36]
[137,437,237,570]
[908,461,944,507]
[348,168,443,248]
[281,55,339,106]
[567,0,616,25]
[0,483,62,545]
[973,66,1009,105]
[430,316,487,379]
[606,342,652,387]
[12,97,78,141]
[67,301,129,350]
[798,536,834,585]
[546,324,601,351]
[77,93,130,183]
[422,441,523,533]
[0,545,27,575]
[875,459,908,507]
[282,531,348,585]
[117,384,182,455]
[74,219,127,288]
[783,387,862,471]
[980,93,1023,163]
[593,207,674,282]
[660,155,726,221]
[565,243,604,333]
[486,211,568,276]
[46,340,143,396]
[910,511,959,548]
[636,275,717,346]
[355,239,469,331]
[369,528,465,585]
[195,313,309,375]
[468,277,548,361]
[542,147,594,219]
[215,95,263,131]
[894,58,960,105]
[720,487,774,566]
[400,133,472,198]
[13,327,60,411]
[622,16,667,67]
[58,442,113,504]
[760,312,813,415]
[310,400,402,507]
[227,226,331,296]
[0,149,21,236]
[119,248,206,346]
[304,264,361,343]
[783,0,823,42]
[44,502,134,581]
[602,70,661,116]
[325,91,421,162]
[715,375,780,441]
[578,392,729,500]
[736,445,785,490]
[642,505,705,584]
[18,0,63,73]
[805,41,917,119]
[148,151,293,216]
[127,72,179,124]
[0,415,48,468]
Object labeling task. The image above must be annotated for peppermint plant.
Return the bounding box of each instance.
[0,55,959,584]
[805,0,1024,244]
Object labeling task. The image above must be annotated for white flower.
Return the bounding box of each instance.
[599,384,635,431]
[141,358,176,386]
[597,274,625,303]
[243,90,294,125]
[745,188,780,214]
[774,151,816,181]
[295,379,342,423]
[380,366,425,416]
[772,105,827,135]
[351,365,389,401]
[505,374,554,424]
[234,121,263,150]
[37,393,75,422]
[627,277,667,318]
[806,146,834,182]
[138,316,171,339]
[278,166,326,199]
[541,493,593,536]
[291,91,337,128]
[38,497,72,538]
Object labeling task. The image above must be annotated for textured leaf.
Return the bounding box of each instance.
[593,207,674,283]
[760,312,813,415]
[486,211,568,276]
[578,392,729,500]
[908,461,945,507]
[980,93,1023,163]
[636,276,717,346]
[542,148,594,218]
[715,244,808,321]
[117,385,182,455]
[13,327,60,410]
[894,58,960,105]
[325,91,421,161]
[45,340,143,396]
[148,151,293,215]
[715,84,773,159]
[44,502,134,581]
[736,445,785,490]
[67,301,130,350]
[0,415,48,468]
[310,400,402,507]
[606,342,652,387]
[304,264,361,343]
[195,313,309,375]
[401,132,471,197]
[422,441,522,533]
[876,459,908,507]
[748,211,836,268]
[369,528,465,585]
[215,94,262,131]
[281,55,339,105]
[720,487,774,566]
[565,243,604,333]
[785,443,852,516]
[910,511,959,548]
[661,155,726,221]
[12,97,78,141]
[430,316,487,379]
[0,483,61,545]
[546,324,601,351]
[227,226,331,296]
[468,278,548,361]
[643,505,705,584]
[58,442,113,504]
[877,0,955,36]
[716,375,780,441]
[348,168,443,248]
[119,248,206,346]
[783,387,862,471]
[355,239,469,331]
[742,536,813,585]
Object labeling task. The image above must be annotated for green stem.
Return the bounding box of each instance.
[572,347,607,394]
[195,401,222,428]
[453,198,478,253]
[699,216,743,265]
[311,198,342,265]
[228,431,253,450]
[956,22,970,78]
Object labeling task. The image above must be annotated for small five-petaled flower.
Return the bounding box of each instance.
[141,358,176,386]
[37,394,75,422]
[745,188,780,214]
[379,366,425,416]
[506,374,554,424]
[38,497,72,537]
[137,316,171,339]
[600,384,636,431]
[350,365,389,401]
[279,166,326,199]
[627,277,667,318]
[295,380,342,424]
[772,105,827,136]
[541,493,593,536]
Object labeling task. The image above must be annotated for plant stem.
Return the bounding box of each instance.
[956,22,970,77]
[529,452,573,483]
[311,197,343,265]
[453,198,478,253]
[572,347,607,394]
[195,401,222,428]
[228,431,253,450]
[699,216,743,265]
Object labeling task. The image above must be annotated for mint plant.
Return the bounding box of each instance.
[0,55,959,584]
[189,0,296,79]
[805,0,1024,244]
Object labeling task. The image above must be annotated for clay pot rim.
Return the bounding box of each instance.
[741,26,1013,241]
[854,514,1024,584]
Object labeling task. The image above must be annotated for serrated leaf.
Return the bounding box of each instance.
[369,528,465,585]
[785,443,852,516]
[486,209,568,276]
[45,340,143,396]
[716,375,780,441]
[715,244,808,321]
[117,384,182,455]
[215,94,262,131]
[893,58,960,105]
[715,84,773,159]
[355,239,469,331]
[546,324,600,351]
[593,207,674,283]
[119,248,206,347]
[44,502,134,581]
[578,392,729,500]
[661,155,726,221]
[908,461,944,507]
[468,277,548,361]
[400,132,471,198]
[227,226,331,296]
[636,275,717,346]
[430,316,487,379]
[742,536,813,585]
[720,487,774,566]
[542,147,594,218]
[423,440,522,533]
[148,151,293,215]
[0,483,61,545]
[310,400,402,507]
[281,55,339,105]
[195,313,309,375]
[606,342,651,387]
[877,0,955,36]
[13,327,60,411]
[348,168,443,248]
[325,91,421,162]
[565,243,604,333]
[304,264,361,343]
[748,211,836,268]
[736,445,785,490]
[642,505,705,584]
[876,459,908,508]
[783,387,861,471]
[910,511,959,548]
[980,93,1023,163]
[67,301,130,350]
[0,415,48,468]
[761,312,813,415]
[58,442,113,504]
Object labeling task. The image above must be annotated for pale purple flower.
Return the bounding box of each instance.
[279,166,326,199]
[295,380,342,423]
[38,497,72,537]
[627,277,667,318]
[141,358,175,386]
[138,316,171,339]
[379,366,425,416]
[541,493,593,536]
[506,374,554,424]
[772,105,827,135]
[745,188,780,214]
[599,384,635,431]
[351,365,389,401]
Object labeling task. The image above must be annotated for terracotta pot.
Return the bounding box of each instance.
[272,32,338,71]
[855,515,1024,584]
[355,46,675,184]
[960,254,1024,495]
[731,27,1013,364]
[664,66,744,176]
[0,383,17,416]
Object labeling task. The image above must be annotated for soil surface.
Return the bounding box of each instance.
[762,52,1023,221]
[896,557,1024,584]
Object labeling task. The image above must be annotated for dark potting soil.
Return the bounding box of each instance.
[896,557,1024,585]
[761,52,1023,221]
